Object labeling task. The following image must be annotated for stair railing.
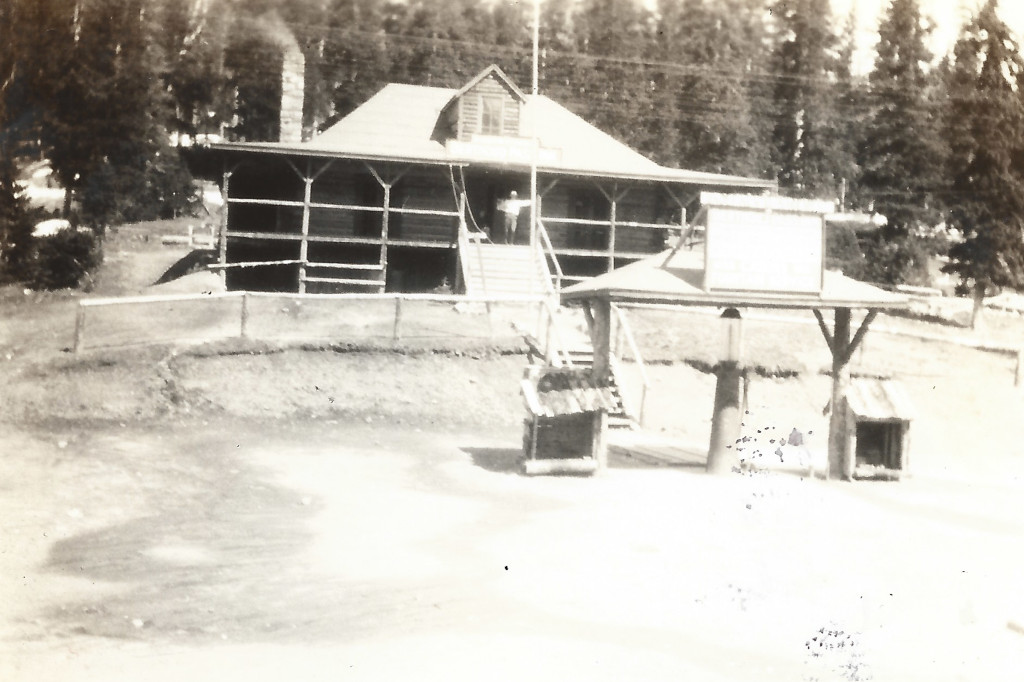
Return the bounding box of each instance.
[535,219,563,298]
[469,221,491,297]
[611,303,650,426]
[537,298,574,368]
[456,218,474,295]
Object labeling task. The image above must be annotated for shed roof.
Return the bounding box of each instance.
[560,247,910,310]
[846,379,915,421]
[210,74,774,189]
[521,369,618,418]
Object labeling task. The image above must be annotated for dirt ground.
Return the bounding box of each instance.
[4,219,1024,680]
[3,412,1024,682]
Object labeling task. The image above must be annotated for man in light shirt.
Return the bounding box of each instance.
[497,190,531,244]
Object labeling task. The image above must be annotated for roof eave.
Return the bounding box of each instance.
[559,287,909,311]
[204,141,469,168]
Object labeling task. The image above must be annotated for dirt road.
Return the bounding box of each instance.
[3,417,1024,682]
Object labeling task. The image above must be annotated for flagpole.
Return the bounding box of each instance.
[529,0,539,249]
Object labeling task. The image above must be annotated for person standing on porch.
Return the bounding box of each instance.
[497,190,531,244]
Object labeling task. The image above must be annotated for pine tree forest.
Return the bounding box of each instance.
[4,0,1024,299]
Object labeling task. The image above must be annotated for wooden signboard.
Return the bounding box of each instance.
[701,193,834,295]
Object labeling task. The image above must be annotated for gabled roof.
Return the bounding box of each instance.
[448,64,526,103]
[210,70,775,189]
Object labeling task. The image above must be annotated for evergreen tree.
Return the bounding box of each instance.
[42,0,196,227]
[942,0,1024,328]
[223,8,286,142]
[655,0,770,175]
[833,7,867,204]
[390,0,483,88]
[573,0,654,153]
[0,0,35,279]
[157,0,232,140]
[322,0,391,122]
[537,0,579,97]
[768,0,849,198]
[0,148,35,282]
[856,0,946,285]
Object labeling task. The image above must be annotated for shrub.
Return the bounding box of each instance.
[858,231,942,287]
[825,223,866,277]
[24,229,103,290]
[81,145,198,230]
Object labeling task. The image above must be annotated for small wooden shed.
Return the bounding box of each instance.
[520,366,617,475]
[845,378,915,480]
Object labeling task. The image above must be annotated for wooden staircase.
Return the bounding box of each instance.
[527,307,639,430]
[462,243,552,298]
[563,348,638,429]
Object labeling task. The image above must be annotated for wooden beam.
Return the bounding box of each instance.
[840,309,878,366]
[828,308,853,480]
[589,298,612,384]
[284,157,306,182]
[539,178,560,196]
[813,309,834,354]
[663,187,699,210]
[364,161,409,188]
[310,159,335,182]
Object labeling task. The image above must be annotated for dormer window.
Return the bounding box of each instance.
[479,95,504,135]
[439,65,527,143]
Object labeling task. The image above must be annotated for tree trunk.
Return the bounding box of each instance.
[970,282,986,330]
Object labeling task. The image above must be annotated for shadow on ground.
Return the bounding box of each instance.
[462,446,523,474]
[153,249,218,285]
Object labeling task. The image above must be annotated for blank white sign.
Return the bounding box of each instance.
[704,207,824,294]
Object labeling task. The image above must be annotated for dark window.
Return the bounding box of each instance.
[480,95,503,135]
[356,175,384,237]
[568,189,610,250]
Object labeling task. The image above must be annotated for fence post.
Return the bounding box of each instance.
[240,292,250,339]
[393,296,403,342]
[73,304,86,353]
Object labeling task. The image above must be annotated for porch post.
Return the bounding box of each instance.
[821,308,878,480]
[219,167,232,287]
[589,298,612,384]
[381,182,391,286]
[608,191,617,272]
[587,298,613,470]
[298,161,312,294]
[828,308,852,479]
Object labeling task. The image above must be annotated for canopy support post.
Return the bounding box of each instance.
[821,308,878,480]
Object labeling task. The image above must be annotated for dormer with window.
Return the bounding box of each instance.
[436,65,527,142]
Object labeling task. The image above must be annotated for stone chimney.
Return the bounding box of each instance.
[259,12,306,144]
[279,42,305,144]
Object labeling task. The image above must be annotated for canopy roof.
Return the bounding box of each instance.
[210,77,774,189]
[560,247,910,311]
[847,379,915,421]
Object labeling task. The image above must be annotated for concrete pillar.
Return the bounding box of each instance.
[707,362,743,474]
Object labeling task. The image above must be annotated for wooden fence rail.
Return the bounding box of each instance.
[73,291,551,353]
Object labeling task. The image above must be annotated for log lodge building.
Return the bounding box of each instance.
[203,64,774,296]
